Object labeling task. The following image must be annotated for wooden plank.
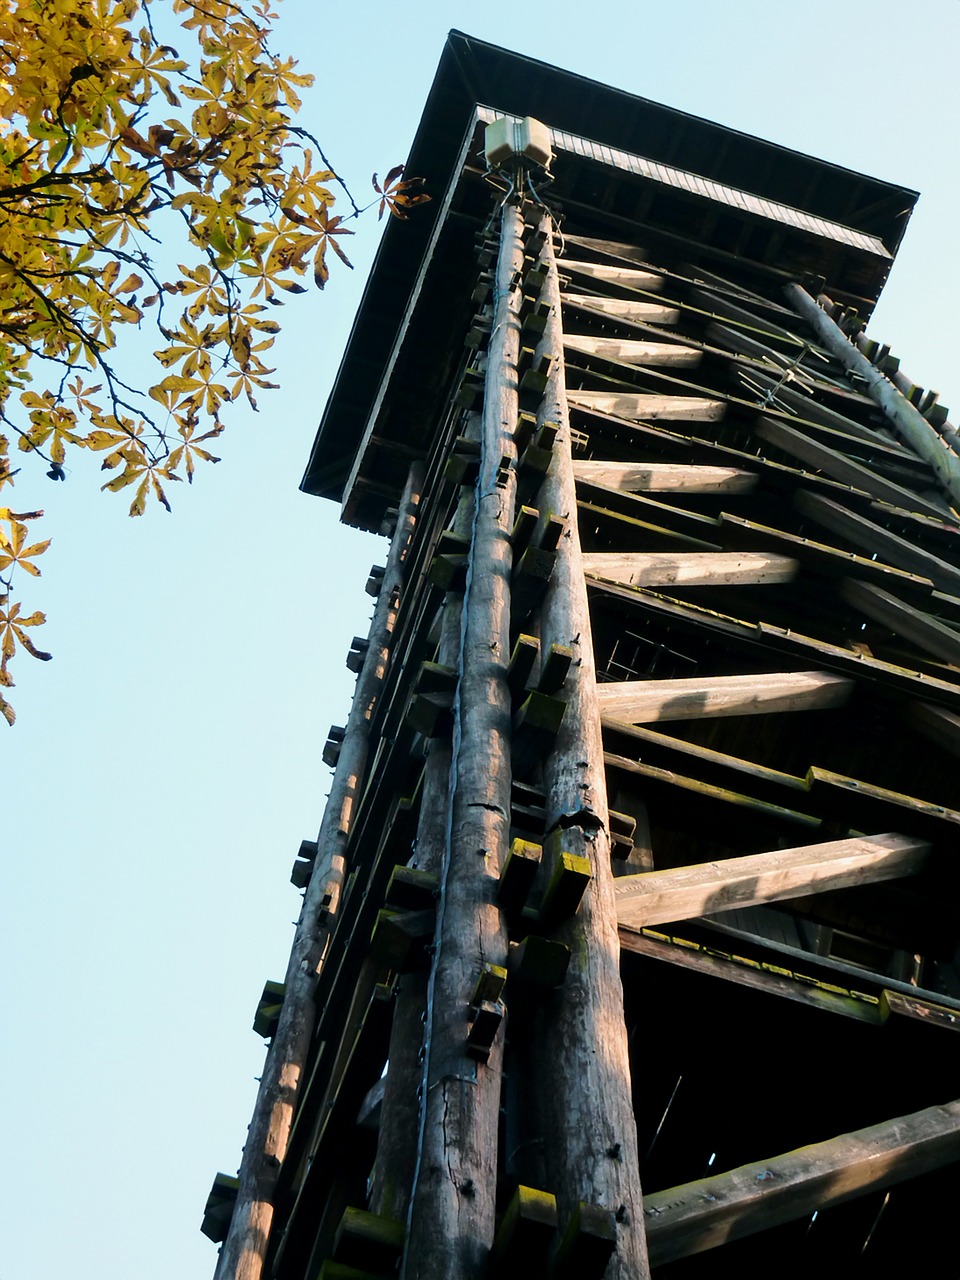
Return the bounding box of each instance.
[806,766,960,843]
[564,334,701,367]
[562,293,679,324]
[595,671,853,724]
[906,700,960,758]
[794,490,960,595]
[568,391,726,422]
[719,512,935,600]
[614,834,929,930]
[582,551,798,589]
[560,259,664,290]
[757,417,948,521]
[618,928,885,1026]
[841,577,960,666]
[643,1097,960,1266]
[574,461,756,494]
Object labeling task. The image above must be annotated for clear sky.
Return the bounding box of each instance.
[4,3,959,1277]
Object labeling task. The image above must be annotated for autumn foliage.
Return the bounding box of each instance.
[0,0,427,724]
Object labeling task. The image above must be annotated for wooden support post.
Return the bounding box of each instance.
[215,465,424,1280]
[525,215,650,1279]
[594,670,853,724]
[614,833,929,929]
[644,1097,960,1266]
[785,283,960,509]
[403,201,523,1280]
[371,441,479,1224]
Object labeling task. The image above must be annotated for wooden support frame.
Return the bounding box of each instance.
[614,834,930,930]
[644,1097,960,1266]
[595,671,853,724]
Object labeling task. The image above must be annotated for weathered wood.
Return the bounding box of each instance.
[614,834,929,930]
[562,293,679,324]
[573,460,757,494]
[526,220,650,1279]
[644,1097,960,1265]
[567,390,725,422]
[906,699,960,758]
[595,670,853,724]
[404,202,522,1280]
[581,550,798,589]
[756,416,948,520]
[618,928,884,1025]
[560,259,664,290]
[564,335,701,367]
[786,283,960,508]
[840,577,960,666]
[215,467,424,1280]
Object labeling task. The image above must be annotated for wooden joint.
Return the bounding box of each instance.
[428,553,468,594]
[290,837,317,889]
[508,634,541,703]
[551,1201,617,1279]
[322,725,346,768]
[512,691,566,778]
[384,864,439,911]
[513,410,538,452]
[518,361,552,412]
[466,997,506,1061]
[489,1184,558,1271]
[521,303,550,344]
[332,1206,405,1274]
[498,838,543,916]
[540,852,592,925]
[508,935,571,989]
[253,980,285,1039]
[512,544,558,623]
[364,564,385,597]
[538,643,573,695]
[511,504,540,556]
[200,1171,239,1243]
[369,908,436,971]
[608,810,637,861]
[345,635,369,674]
[469,962,508,1015]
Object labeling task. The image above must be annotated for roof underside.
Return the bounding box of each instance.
[302,32,919,521]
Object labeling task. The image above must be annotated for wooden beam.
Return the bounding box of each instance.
[560,259,663,290]
[562,294,679,324]
[564,335,701,367]
[574,461,757,494]
[906,700,960,759]
[614,834,929,930]
[840,577,960,666]
[581,551,798,588]
[595,671,854,724]
[644,1097,960,1266]
[757,417,948,521]
[568,391,725,422]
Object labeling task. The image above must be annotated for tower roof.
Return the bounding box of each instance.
[302,32,919,524]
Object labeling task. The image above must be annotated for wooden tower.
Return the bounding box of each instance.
[205,33,960,1280]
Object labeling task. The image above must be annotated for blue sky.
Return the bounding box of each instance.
[4,3,959,1277]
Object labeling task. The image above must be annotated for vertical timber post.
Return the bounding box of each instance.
[215,464,424,1280]
[532,213,650,1277]
[371,462,479,1223]
[404,200,525,1279]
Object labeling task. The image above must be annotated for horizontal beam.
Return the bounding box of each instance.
[568,391,725,422]
[595,671,854,723]
[841,577,960,666]
[582,551,798,588]
[644,1096,960,1266]
[564,335,701,367]
[562,294,679,324]
[614,833,930,930]
[574,461,757,494]
[560,259,664,290]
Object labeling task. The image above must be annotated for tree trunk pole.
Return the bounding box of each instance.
[371,467,478,1223]
[403,200,525,1280]
[215,464,424,1280]
[533,214,650,1278]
